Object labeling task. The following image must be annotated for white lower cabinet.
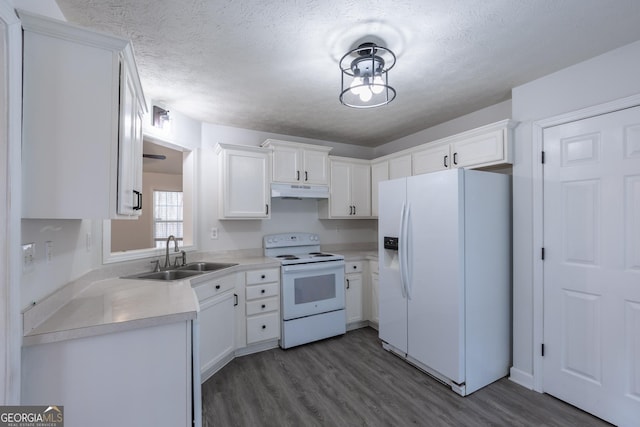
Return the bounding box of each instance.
[193,273,238,382]
[245,268,280,345]
[22,321,193,427]
[370,260,379,327]
[345,262,364,326]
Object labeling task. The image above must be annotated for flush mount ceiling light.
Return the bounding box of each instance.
[339,42,396,109]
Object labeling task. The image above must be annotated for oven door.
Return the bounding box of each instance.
[281,261,345,320]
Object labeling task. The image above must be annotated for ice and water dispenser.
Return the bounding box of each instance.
[382,236,400,270]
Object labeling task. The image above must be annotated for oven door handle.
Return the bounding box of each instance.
[281,261,345,273]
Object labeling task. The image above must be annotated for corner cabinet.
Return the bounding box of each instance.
[261,139,331,185]
[319,157,371,219]
[216,143,271,219]
[20,11,146,219]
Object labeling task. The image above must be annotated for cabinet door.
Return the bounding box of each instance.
[413,144,450,175]
[329,161,352,217]
[371,161,388,217]
[450,129,505,168]
[302,149,329,184]
[272,145,301,183]
[389,155,412,179]
[346,274,363,324]
[199,292,235,376]
[351,162,371,217]
[221,148,270,218]
[116,63,139,216]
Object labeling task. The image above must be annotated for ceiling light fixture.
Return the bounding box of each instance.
[339,42,396,108]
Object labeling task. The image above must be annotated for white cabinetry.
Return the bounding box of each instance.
[216,143,270,219]
[411,120,516,175]
[193,273,238,382]
[370,161,388,218]
[412,144,451,175]
[245,268,280,345]
[20,11,146,219]
[22,321,192,427]
[319,157,371,218]
[370,260,379,327]
[389,155,412,179]
[345,261,364,326]
[262,139,331,184]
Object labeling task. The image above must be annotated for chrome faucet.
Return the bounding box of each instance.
[164,235,179,269]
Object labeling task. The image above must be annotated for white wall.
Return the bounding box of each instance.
[510,39,640,384]
[374,100,512,157]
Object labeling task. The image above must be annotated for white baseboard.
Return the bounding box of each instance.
[509,367,534,390]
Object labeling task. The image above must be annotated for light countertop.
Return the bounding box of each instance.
[23,255,281,346]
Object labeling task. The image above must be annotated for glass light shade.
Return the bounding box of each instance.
[371,75,385,94]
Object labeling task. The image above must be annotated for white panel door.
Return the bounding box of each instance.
[412,144,450,175]
[272,145,301,183]
[389,155,411,179]
[406,169,464,383]
[543,105,640,427]
[329,161,351,217]
[378,178,408,353]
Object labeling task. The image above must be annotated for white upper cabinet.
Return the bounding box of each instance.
[20,11,146,219]
[388,154,412,179]
[261,139,331,185]
[411,120,517,174]
[319,157,371,218]
[216,143,270,219]
[412,144,451,175]
[449,128,507,168]
[370,161,389,218]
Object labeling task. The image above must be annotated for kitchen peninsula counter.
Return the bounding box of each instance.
[22,255,281,346]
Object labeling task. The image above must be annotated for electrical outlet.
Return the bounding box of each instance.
[22,243,36,273]
[210,227,219,240]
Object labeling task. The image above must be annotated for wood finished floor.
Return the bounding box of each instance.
[202,327,611,427]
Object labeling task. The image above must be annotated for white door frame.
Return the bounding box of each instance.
[0,0,22,404]
[531,92,640,393]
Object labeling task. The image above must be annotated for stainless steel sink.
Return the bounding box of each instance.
[177,262,238,272]
[128,270,204,281]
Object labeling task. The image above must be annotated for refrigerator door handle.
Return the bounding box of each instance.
[403,202,412,300]
[398,202,407,299]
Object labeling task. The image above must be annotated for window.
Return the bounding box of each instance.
[153,190,183,248]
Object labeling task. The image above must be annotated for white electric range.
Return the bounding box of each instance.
[263,232,346,349]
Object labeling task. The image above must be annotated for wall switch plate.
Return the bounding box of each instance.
[210,227,219,240]
[22,242,36,273]
[45,241,53,262]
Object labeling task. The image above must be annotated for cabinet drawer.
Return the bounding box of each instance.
[246,282,279,300]
[193,274,236,301]
[246,297,279,316]
[345,261,363,273]
[246,268,280,285]
[246,312,280,344]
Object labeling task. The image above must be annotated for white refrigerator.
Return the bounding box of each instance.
[378,168,511,396]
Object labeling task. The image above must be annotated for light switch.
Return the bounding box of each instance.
[22,243,35,273]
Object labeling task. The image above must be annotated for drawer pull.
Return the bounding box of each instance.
[353,265,357,269]
[261,274,266,279]
[261,289,266,294]
[262,325,266,329]
[261,304,266,309]
[215,284,221,290]
[234,294,238,306]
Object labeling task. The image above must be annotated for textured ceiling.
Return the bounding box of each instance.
[55,0,640,147]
